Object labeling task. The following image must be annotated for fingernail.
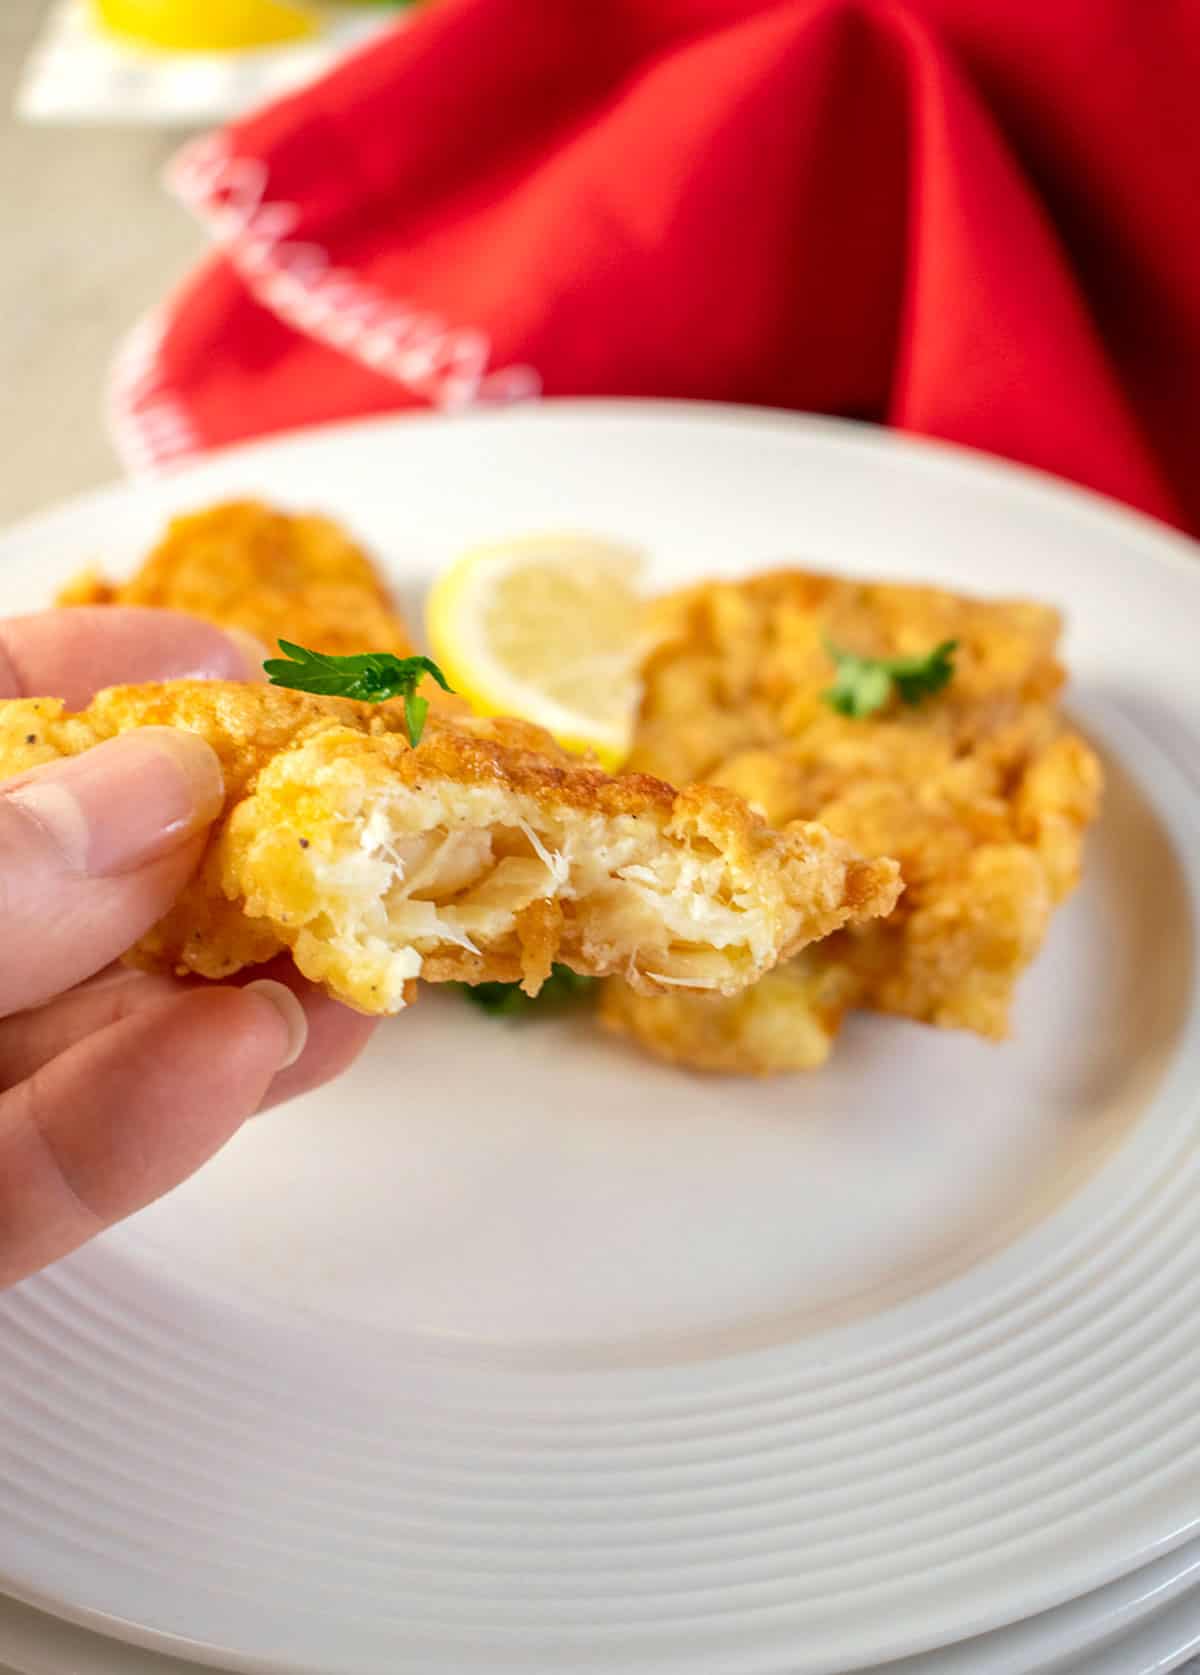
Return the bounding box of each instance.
[226,628,271,683]
[75,963,149,994]
[5,728,225,877]
[244,979,309,1069]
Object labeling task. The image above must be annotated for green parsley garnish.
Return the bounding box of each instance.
[822,637,957,719]
[457,965,597,1019]
[263,641,453,746]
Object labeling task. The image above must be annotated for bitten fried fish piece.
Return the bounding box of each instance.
[0,682,900,1015]
[57,500,415,659]
[602,570,1103,1073]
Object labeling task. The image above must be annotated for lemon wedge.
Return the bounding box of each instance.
[94,0,318,50]
[426,534,645,769]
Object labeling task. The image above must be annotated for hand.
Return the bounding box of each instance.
[0,608,377,1288]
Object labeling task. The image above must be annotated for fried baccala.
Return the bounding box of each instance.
[602,570,1102,1072]
[57,500,415,660]
[0,682,900,1015]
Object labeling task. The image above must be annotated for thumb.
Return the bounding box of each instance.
[0,729,224,1017]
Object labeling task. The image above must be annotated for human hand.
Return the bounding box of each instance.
[0,607,377,1288]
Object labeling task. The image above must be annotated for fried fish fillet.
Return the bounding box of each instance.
[0,682,900,1015]
[57,500,415,659]
[602,570,1102,1072]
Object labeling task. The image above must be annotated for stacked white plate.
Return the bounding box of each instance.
[1,404,1199,1675]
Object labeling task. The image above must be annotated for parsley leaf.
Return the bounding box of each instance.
[457,965,597,1019]
[263,642,453,746]
[822,637,957,719]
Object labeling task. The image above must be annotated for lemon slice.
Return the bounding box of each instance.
[94,0,317,50]
[426,534,645,769]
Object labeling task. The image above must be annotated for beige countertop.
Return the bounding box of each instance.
[0,0,203,530]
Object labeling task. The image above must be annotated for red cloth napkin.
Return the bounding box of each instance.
[111,0,1200,534]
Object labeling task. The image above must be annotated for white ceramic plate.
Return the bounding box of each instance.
[18,1,399,127]
[0,404,1199,1675]
[2,1532,1200,1675]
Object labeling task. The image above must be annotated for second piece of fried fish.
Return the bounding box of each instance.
[58,500,416,660]
[0,682,900,1015]
[603,570,1103,1073]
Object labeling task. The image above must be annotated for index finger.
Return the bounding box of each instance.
[0,608,264,708]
